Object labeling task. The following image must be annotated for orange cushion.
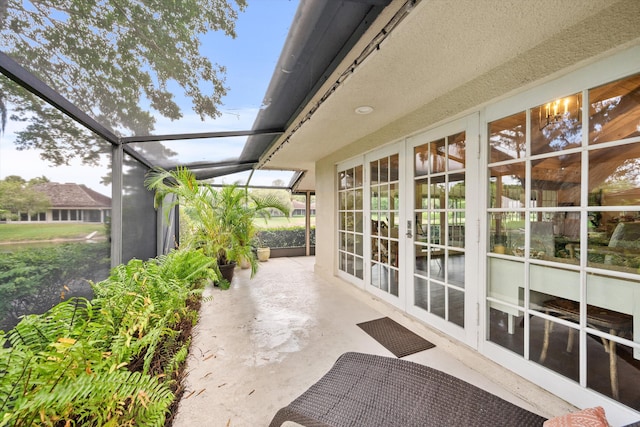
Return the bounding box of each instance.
[543,407,610,427]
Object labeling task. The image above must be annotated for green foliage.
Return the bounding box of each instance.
[0,177,51,220]
[0,248,216,426]
[0,242,110,331]
[256,226,316,248]
[145,167,290,278]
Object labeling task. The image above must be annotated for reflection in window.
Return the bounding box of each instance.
[588,142,640,207]
[489,111,526,163]
[370,154,400,296]
[531,93,582,155]
[587,142,640,273]
[489,165,525,209]
[337,165,364,280]
[589,73,640,145]
[487,72,640,411]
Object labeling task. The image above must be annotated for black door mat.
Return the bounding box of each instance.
[357,317,435,358]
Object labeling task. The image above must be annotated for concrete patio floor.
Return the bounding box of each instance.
[172,256,576,426]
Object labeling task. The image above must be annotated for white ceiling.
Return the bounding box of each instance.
[263,0,640,191]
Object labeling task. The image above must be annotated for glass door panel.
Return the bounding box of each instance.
[412,132,466,324]
[369,153,400,299]
[337,164,364,281]
[409,116,476,343]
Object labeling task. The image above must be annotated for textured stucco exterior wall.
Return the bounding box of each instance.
[314,0,640,279]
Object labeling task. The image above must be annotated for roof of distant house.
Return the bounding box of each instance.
[32,183,111,208]
[292,200,315,209]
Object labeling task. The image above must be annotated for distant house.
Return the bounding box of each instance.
[17,183,111,223]
[291,200,316,217]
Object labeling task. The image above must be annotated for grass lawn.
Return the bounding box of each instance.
[0,223,107,242]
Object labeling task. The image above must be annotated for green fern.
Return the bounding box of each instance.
[0,248,214,425]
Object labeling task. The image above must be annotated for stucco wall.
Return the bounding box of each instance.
[314,0,640,277]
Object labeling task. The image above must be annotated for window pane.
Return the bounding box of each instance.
[587,219,640,274]
[431,175,446,207]
[531,316,580,382]
[489,112,526,163]
[489,211,525,254]
[447,252,465,287]
[339,169,352,190]
[354,165,363,187]
[489,165,525,209]
[488,258,523,305]
[414,276,428,310]
[447,131,466,171]
[431,139,446,173]
[430,282,445,319]
[415,144,430,176]
[531,153,581,206]
[531,93,582,155]
[589,73,640,145]
[448,287,464,327]
[379,157,389,183]
[488,303,524,356]
[415,178,428,210]
[589,142,640,207]
[390,154,399,181]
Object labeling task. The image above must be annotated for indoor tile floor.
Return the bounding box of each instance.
[172,257,575,427]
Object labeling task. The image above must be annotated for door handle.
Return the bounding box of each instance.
[406,220,412,238]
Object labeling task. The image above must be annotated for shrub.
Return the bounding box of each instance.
[256,226,316,248]
[0,242,110,331]
[0,248,217,426]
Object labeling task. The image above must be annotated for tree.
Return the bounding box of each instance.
[0,0,247,165]
[28,175,50,185]
[0,176,51,219]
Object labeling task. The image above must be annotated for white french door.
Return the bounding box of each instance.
[364,144,405,308]
[405,114,480,346]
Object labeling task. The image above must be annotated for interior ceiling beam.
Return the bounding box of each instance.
[0,51,120,146]
[121,128,285,144]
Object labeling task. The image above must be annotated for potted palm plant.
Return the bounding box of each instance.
[145,167,289,286]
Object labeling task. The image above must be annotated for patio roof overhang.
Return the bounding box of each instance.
[0,0,393,190]
[263,0,640,191]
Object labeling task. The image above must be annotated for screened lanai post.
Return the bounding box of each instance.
[305,191,312,256]
[111,144,124,267]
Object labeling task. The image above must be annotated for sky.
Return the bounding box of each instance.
[0,0,300,196]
